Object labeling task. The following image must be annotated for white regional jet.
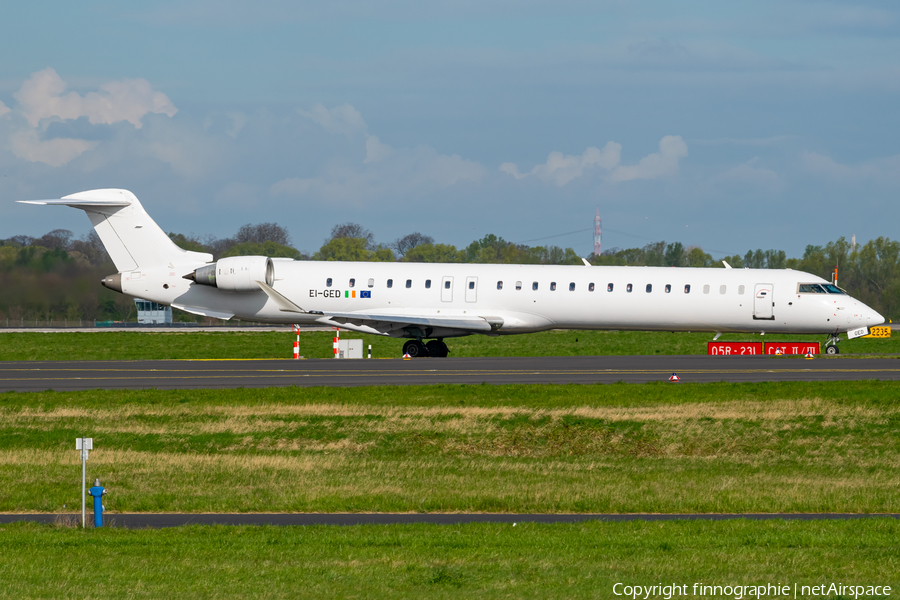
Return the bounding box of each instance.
[21,189,885,357]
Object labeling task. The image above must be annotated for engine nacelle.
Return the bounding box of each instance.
[190,256,274,292]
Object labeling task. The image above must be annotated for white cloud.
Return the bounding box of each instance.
[279,103,485,205]
[364,135,392,164]
[501,136,687,186]
[8,129,97,167]
[609,135,688,182]
[297,103,367,137]
[0,101,10,118]
[271,144,485,205]
[715,157,782,191]
[500,143,622,186]
[14,67,176,129]
[214,182,261,207]
[801,151,900,183]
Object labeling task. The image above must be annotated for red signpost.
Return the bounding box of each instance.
[707,342,763,356]
[763,342,820,355]
[706,341,821,356]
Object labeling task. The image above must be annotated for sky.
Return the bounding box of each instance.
[1,0,898,258]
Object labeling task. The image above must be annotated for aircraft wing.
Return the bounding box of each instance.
[321,311,498,333]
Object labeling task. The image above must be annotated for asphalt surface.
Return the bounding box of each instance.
[1,355,899,392]
[2,513,897,528]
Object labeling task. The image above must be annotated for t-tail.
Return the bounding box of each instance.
[19,189,213,291]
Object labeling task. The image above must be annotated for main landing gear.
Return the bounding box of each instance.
[402,339,450,358]
[825,334,841,355]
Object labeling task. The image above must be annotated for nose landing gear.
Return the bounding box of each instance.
[825,334,841,355]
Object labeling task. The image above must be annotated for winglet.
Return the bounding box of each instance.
[722,260,732,269]
[581,258,591,267]
[256,280,308,313]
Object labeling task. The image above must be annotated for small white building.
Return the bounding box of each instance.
[134,298,173,324]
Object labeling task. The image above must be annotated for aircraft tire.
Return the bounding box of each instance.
[825,345,839,355]
[426,340,449,358]
[403,340,429,358]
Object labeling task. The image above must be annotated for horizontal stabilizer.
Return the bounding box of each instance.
[18,198,132,209]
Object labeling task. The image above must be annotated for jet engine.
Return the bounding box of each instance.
[188,256,274,292]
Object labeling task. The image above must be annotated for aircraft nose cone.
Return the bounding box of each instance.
[869,308,885,326]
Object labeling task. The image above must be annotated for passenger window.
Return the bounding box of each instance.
[444,280,450,289]
[387,279,393,288]
[469,281,475,289]
[720,285,726,294]
[550,282,557,291]
[326,278,332,287]
[607,283,614,292]
[738,285,745,295]
[368,278,374,288]
[406,279,412,288]
[516,281,522,290]
[665,284,671,293]
[497,281,503,290]
[589,283,595,292]
[626,284,633,293]
[569,282,575,291]
[533,282,539,291]
[684,284,691,294]
[703,284,710,294]
[425,279,431,289]
[349,278,355,288]
[646,284,652,293]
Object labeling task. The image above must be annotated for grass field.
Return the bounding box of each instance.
[0,520,896,599]
[2,381,898,514]
[0,329,897,360]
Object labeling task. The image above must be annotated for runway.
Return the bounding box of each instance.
[1,513,897,528]
[1,355,899,391]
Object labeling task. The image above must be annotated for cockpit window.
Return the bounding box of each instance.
[798,283,827,293]
[822,284,845,294]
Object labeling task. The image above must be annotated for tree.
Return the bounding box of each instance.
[313,238,374,261]
[665,242,685,267]
[402,243,464,263]
[35,229,73,251]
[235,223,291,246]
[329,223,375,250]
[221,241,302,260]
[392,232,434,257]
[169,233,211,254]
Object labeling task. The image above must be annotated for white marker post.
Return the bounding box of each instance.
[75,437,92,528]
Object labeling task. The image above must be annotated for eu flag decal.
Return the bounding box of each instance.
[360,291,371,299]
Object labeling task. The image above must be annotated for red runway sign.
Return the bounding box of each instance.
[764,342,820,355]
[707,342,763,356]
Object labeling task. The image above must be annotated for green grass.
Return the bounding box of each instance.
[2,382,898,514]
[0,329,897,360]
[0,520,896,599]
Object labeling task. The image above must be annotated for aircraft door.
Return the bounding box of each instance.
[441,276,453,302]
[465,276,478,303]
[753,283,774,320]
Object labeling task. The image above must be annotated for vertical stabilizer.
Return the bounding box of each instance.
[19,189,212,272]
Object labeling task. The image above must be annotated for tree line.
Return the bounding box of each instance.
[1,222,897,322]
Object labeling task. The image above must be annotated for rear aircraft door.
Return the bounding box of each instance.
[753,283,774,320]
[465,276,478,303]
[441,276,453,302]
